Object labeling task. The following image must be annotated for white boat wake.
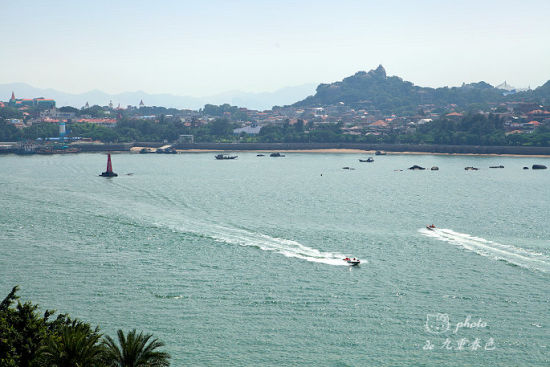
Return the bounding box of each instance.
[208,224,351,266]
[72,186,354,266]
[146,210,354,266]
[419,228,550,273]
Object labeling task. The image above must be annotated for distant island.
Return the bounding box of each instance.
[1,66,549,150]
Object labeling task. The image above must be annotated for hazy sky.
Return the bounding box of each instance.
[1,0,549,96]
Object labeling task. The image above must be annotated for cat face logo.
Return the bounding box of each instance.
[425,313,450,334]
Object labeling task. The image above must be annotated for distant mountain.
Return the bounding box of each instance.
[529,80,550,100]
[293,65,550,113]
[208,84,316,110]
[2,70,548,113]
[0,83,316,111]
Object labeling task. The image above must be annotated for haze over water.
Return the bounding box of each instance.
[1,153,549,366]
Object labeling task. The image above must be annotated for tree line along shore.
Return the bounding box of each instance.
[0,286,171,367]
[2,112,550,149]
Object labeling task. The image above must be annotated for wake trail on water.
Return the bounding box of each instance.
[145,210,352,266]
[419,228,550,273]
[206,224,349,266]
[76,191,355,266]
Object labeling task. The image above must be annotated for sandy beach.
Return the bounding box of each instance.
[154,148,550,158]
[129,145,550,157]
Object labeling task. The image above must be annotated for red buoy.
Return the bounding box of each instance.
[100,153,118,177]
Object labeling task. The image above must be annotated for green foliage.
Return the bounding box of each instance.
[81,105,107,118]
[293,65,544,114]
[255,114,550,146]
[506,126,550,146]
[57,106,79,114]
[0,118,21,141]
[0,287,171,367]
[39,321,104,367]
[208,118,234,136]
[102,329,170,367]
[22,123,59,140]
[258,122,344,143]
[203,104,248,121]
[0,107,23,119]
[65,117,239,143]
[406,113,506,145]
[132,106,181,117]
[0,286,50,367]
[396,113,550,146]
[70,123,119,142]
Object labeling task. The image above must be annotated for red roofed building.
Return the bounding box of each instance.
[527,110,550,121]
[367,120,389,133]
[6,92,56,109]
[505,130,524,135]
[370,120,388,127]
[446,112,463,117]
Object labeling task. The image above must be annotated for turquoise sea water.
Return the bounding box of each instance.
[0,152,549,366]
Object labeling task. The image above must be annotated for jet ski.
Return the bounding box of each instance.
[426,224,436,230]
[343,257,361,266]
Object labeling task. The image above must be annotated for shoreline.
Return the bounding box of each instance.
[167,148,550,158]
[3,142,550,158]
[3,148,550,158]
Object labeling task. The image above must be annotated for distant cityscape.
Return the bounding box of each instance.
[1,66,549,147]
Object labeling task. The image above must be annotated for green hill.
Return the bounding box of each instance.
[293,65,548,114]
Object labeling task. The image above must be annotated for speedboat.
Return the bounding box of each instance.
[426,225,436,230]
[343,257,361,266]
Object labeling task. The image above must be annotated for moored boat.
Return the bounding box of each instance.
[157,147,177,154]
[359,157,374,162]
[215,154,238,160]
